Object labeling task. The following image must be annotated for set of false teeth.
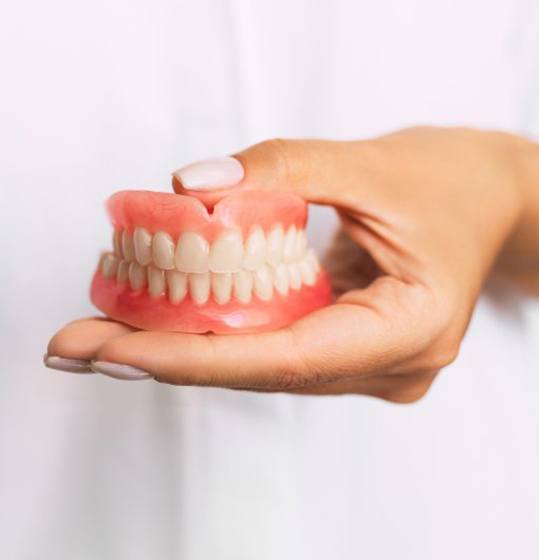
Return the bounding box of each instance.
[99,225,321,304]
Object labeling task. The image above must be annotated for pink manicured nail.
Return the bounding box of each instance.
[90,361,152,381]
[44,354,94,374]
[172,156,244,191]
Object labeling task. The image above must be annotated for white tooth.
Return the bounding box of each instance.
[101,253,118,279]
[166,270,187,304]
[266,225,284,266]
[299,258,316,286]
[122,231,135,262]
[243,227,267,270]
[211,272,232,304]
[288,262,302,290]
[209,231,243,272]
[189,272,210,304]
[306,248,321,273]
[272,263,289,296]
[295,229,307,260]
[152,231,175,270]
[148,266,166,298]
[175,232,209,273]
[116,260,129,283]
[128,262,147,290]
[283,226,297,263]
[113,230,123,257]
[134,227,153,266]
[233,270,253,304]
[254,265,273,301]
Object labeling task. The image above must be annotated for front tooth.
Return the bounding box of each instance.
[209,231,243,272]
[116,260,129,283]
[272,263,289,296]
[148,266,166,298]
[299,258,316,286]
[128,262,146,290]
[175,232,209,273]
[122,231,135,262]
[134,227,153,266]
[243,227,266,270]
[152,231,175,270]
[233,270,253,303]
[189,272,210,304]
[101,253,118,279]
[294,229,307,260]
[288,262,302,290]
[254,265,273,301]
[266,225,284,266]
[113,230,123,257]
[212,272,232,304]
[166,270,187,304]
[282,226,297,263]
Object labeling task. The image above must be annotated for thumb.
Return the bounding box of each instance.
[172,138,371,207]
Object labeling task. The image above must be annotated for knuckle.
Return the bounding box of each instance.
[381,374,437,405]
[257,138,300,182]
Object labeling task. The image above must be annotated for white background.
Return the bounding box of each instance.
[1,1,539,558]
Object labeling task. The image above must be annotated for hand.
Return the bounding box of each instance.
[46,127,539,402]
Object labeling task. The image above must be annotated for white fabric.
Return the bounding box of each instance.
[1,1,539,558]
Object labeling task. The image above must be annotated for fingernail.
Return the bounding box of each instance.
[90,360,152,381]
[43,354,94,374]
[172,156,244,191]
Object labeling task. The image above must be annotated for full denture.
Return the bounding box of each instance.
[91,190,331,333]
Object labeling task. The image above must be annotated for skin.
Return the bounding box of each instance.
[47,127,539,402]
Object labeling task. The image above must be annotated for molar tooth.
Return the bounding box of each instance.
[306,249,321,273]
[122,231,135,262]
[101,253,118,279]
[128,262,147,290]
[209,231,243,272]
[113,230,123,257]
[175,232,209,273]
[189,272,210,305]
[134,227,153,266]
[288,262,302,290]
[272,263,289,296]
[283,226,297,263]
[166,270,187,304]
[295,229,307,260]
[116,260,129,283]
[212,272,232,304]
[243,227,267,270]
[299,258,316,286]
[148,266,166,298]
[266,225,284,266]
[233,270,253,304]
[152,231,175,270]
[254,265,273,301]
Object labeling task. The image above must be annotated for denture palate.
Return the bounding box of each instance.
[100,225,321,305]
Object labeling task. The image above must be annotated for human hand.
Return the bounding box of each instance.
[45,127,539,402]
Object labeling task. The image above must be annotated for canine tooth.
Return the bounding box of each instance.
[113,230,123,257]
[272,263,289,296]
[295,229,307,260]
[209,231,243,272]
[116,260,129,283]
[254,265,273,301]
[306,248,321,273]
[152,231,175,270]
[128,262,147,290]
[101,253,118,279]
[134,227,153,266]
[299,258,316,286]
[122,231,135,262]
[189,272,210,304]
[288,262,302,290]
[148,266,166,298]
[283,226,297,263]
[212,272,232,304]
[266,225,284,266]
[166,270,187,303]
[243,227,266,270]
[175,232,209,273]
[233,270,253,304]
